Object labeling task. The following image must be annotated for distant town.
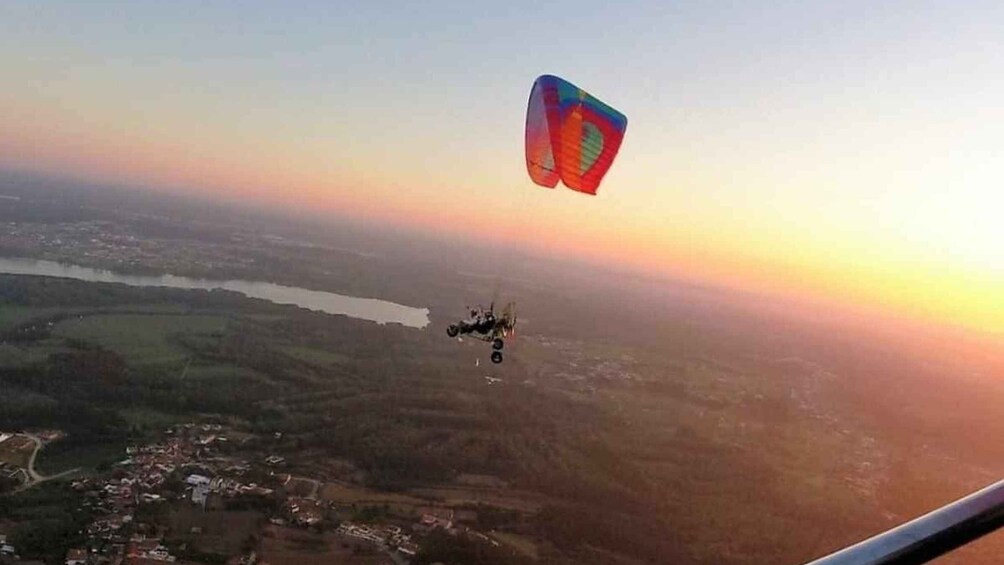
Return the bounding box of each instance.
[0,220,261,279]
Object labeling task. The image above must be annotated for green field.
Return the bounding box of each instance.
[165,505,263,557]
[53,313,229,368]
[35,440,123,476]
[0,305,52,332]
[281,345,352,367]
[118,407,185,432]
[0,339,76,368]
[0,343,31,367]
[182,363,274,385]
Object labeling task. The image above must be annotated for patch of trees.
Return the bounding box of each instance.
[0,274,270,311]
[0,482,89,563]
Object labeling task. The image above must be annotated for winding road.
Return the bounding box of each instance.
[12,434,79,493]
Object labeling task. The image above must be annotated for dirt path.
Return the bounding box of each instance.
[12,434,80,493]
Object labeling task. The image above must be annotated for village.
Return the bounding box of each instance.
[0,423,520,565]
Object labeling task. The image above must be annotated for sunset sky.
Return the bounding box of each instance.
[2,1,1002,335]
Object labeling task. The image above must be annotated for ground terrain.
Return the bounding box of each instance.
[0,174,1002,564]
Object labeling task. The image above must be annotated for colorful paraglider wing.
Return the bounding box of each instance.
[525,75,627,195]
[525,77,560,189]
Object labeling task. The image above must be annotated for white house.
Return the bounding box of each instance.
[185,474,212,487]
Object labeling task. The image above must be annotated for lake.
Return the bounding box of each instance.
[0,257,430,328]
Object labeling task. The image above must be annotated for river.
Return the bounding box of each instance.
[0,257,429,328]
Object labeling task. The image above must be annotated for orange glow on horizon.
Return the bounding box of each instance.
[3,89,1001,339]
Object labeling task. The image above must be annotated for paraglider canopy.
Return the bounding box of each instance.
[525,74,627,195]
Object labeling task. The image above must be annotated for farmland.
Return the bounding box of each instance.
[53,313,230,368]
[260,525,390,565]
[0,434,34,470]
[165,505,262,557]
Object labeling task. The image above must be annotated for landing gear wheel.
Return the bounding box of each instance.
[492,338,504,351]
[490,351,503,364]
[447,325,459,338]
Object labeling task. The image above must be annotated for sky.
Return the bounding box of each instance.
[2,1,1002,336]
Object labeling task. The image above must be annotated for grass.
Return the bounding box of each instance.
[261,525,388,565]
[319,481,429,507]
[0,436,34,469]
[52,313,229,368]
[118,407,184,432]
[491,531,539,560]
[0,343,31,367]
[0,339,77,367]
[182,363,274,385]
[166,505,262,557]
[281,345,352,367]
[0,305,51,332]
[35,440,124,476]
[409,487,544,513]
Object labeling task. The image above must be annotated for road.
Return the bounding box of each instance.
[299,476,322,499]
[11,434,79,493]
